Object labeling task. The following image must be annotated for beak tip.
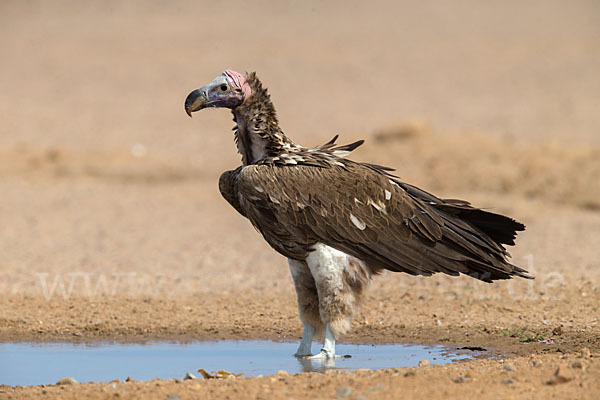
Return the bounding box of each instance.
[185,88,207,117]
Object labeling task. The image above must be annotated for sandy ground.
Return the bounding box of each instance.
[1,1,600,399]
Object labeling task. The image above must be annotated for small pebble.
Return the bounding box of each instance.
[184,372,196,380]
[580,348,591,359]
[501,379,514,384]
[453,376,472,383]
[418,360,430,367]
[335,386,352,398]
[547,365,572,385]
[365,384,383,393]
[56,377,78,385]
[552,326,563,335]
[165,396,180,400]
[504,364,515,371]
[532,360,543,368]
[404,370,416,377]
[571,360,584,369]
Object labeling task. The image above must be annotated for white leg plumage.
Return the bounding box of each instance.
[290,244,365,360]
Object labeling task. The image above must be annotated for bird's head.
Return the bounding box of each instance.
[184,70,252,117]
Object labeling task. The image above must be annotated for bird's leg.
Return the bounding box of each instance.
[294,323,315,357]
[289,258,322,357]
[308,323,337,359]
[321,323,336,356]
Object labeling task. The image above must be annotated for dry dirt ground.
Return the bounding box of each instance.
[1,1,599,399]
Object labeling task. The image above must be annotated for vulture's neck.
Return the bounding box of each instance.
[232,74,299,166]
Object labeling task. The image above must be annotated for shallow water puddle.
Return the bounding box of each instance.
[0,340,480,386]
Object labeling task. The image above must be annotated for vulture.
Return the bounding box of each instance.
[184,70,530,359]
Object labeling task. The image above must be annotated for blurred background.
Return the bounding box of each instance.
[0,0,599,296]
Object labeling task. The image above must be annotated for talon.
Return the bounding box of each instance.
[308,349,335,360]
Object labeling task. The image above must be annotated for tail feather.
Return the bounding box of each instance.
[436,204,525,246]
[396,181,525,247]
[389,180,530,281]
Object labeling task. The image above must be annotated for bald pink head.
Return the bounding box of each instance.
[184,69,252,115]
[223,70,252,99]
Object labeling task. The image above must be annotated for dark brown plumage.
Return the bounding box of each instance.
[186,70,529,359]
[234,162,529,282]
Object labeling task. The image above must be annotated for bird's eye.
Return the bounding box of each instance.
[220,85,228,91]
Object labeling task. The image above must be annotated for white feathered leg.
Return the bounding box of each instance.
[304,243,368,359]
[291,244,372,359]
[289,259,322,357]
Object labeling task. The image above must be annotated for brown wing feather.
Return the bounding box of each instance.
[219,167,247,218]
[234,161,529,282]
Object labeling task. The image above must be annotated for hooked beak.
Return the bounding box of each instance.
[184,88,208,117]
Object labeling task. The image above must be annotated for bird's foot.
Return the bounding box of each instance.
[307,349,338,360]
[294,350,312,358]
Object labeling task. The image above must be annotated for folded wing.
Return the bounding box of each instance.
[234,161,529,282]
